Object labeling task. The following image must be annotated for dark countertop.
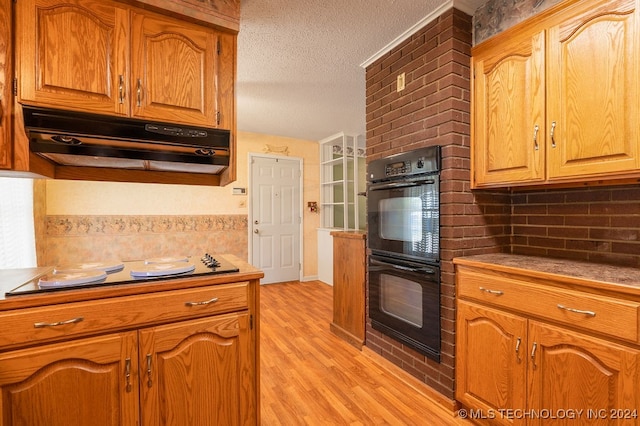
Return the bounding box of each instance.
[0,254,263,311]
[453,253,640,296]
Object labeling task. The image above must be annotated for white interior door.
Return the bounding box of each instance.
[250,156,301,284]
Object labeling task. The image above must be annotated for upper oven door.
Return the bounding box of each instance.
[367,175,439,263]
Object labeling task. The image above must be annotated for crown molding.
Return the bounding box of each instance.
[360,0,477,68]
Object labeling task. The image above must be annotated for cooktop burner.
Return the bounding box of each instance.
[5,254,239,296]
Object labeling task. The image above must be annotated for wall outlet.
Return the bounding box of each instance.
[396,73,405,92]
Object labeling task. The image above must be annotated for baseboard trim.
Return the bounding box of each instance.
[361,346,461,414]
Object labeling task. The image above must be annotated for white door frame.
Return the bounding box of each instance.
[247,152,304,282]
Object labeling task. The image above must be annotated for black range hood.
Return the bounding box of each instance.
[23,106,231,174]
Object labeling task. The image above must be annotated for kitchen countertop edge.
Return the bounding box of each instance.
[0,254,263,311]
[453,253,640,297]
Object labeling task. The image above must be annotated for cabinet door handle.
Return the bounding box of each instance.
[185,297,219,307]
[533,124,539,150]
[550,121,557,148]
[125,358,132,392]
[34,316,84,328]
[479,286,504,296]
[557,304,596,317]
[146,354,153,388]
[0,94,4,122]
[118,75,125,104]
[530,342,537,369]
[515,337,522,363]
[136,78,142,107]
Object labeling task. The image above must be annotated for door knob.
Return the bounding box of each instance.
[254,229,259,234]
[254,220,259,224]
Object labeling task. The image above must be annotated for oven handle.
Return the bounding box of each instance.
[368,178,435,191]
[370,258,436,274]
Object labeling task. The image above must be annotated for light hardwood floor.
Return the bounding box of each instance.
[259,280,472,425]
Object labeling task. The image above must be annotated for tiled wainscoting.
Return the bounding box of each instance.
[39,215,248,266]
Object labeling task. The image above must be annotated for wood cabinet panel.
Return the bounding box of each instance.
[528,321,640,426]
[131,12,217,126]
[0,0,11,169]
[17,0,129,115]
[139,313,255,426]
[0,332,139,426]
[546,0,640,179]
[330,232,366,348]
[457,268,640,343]
[472,31,545,186]
[456,300,527,426]
[0,282,248,350]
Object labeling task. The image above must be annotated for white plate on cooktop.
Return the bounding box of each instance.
[144,256,189,264]
[130,262,196,277]
[54,261,124,274]
[39,270,108,288]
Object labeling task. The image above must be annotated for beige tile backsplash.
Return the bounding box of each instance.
[40,214,247,266]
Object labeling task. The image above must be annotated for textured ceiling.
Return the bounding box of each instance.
[236,0,483,142]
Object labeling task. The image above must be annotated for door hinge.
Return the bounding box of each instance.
[13,78,17,96]
[249,314,253,330]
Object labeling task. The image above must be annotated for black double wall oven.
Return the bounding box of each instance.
[367,146,441,361]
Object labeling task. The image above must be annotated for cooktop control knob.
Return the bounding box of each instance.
[201,253,221,268]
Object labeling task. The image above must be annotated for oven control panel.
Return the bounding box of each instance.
[385,160,411,177]
[369,146,440,181]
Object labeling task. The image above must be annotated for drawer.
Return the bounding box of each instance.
[0,282,248,350]
[457,269,640,343]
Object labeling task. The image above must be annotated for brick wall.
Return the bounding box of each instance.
[364,8,510,400]
[511,186,640,268]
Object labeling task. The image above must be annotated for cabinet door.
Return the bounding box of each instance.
[528,320,640,426]
[17,0,129,115]
[546,0,640,179]
[471,30,545,187]
[131,12,217,127]
[217,31,237,130]
[139,312,256,426]
[456,301,528,426]
[0,0,11,169]
[0,332,139,426]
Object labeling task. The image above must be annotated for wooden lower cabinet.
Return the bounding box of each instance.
[0,332,139,426]
[455,258,640,426]
[330,231,366,349]
[0,311,255,426]
[457,301,527,426]
[458,300,640,426]
[139,312,255,426]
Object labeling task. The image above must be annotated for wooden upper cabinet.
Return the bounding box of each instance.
[0,332,139,426]
[17,0,129,116]
[472,0,640,188]
[131,12,217,126]
[546,0,640,180]
[17,0,231,128]
[472,31,545,187]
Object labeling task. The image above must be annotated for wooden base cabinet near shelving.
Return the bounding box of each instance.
[455,261,640,426]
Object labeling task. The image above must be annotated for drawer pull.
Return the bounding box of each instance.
[557,304,596,317]
[34,316,84,328]
[185,297,219,307]
[479,287,504,296]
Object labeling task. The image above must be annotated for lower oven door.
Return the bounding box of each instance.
[367,175,439,263]
[368,254,440,361]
